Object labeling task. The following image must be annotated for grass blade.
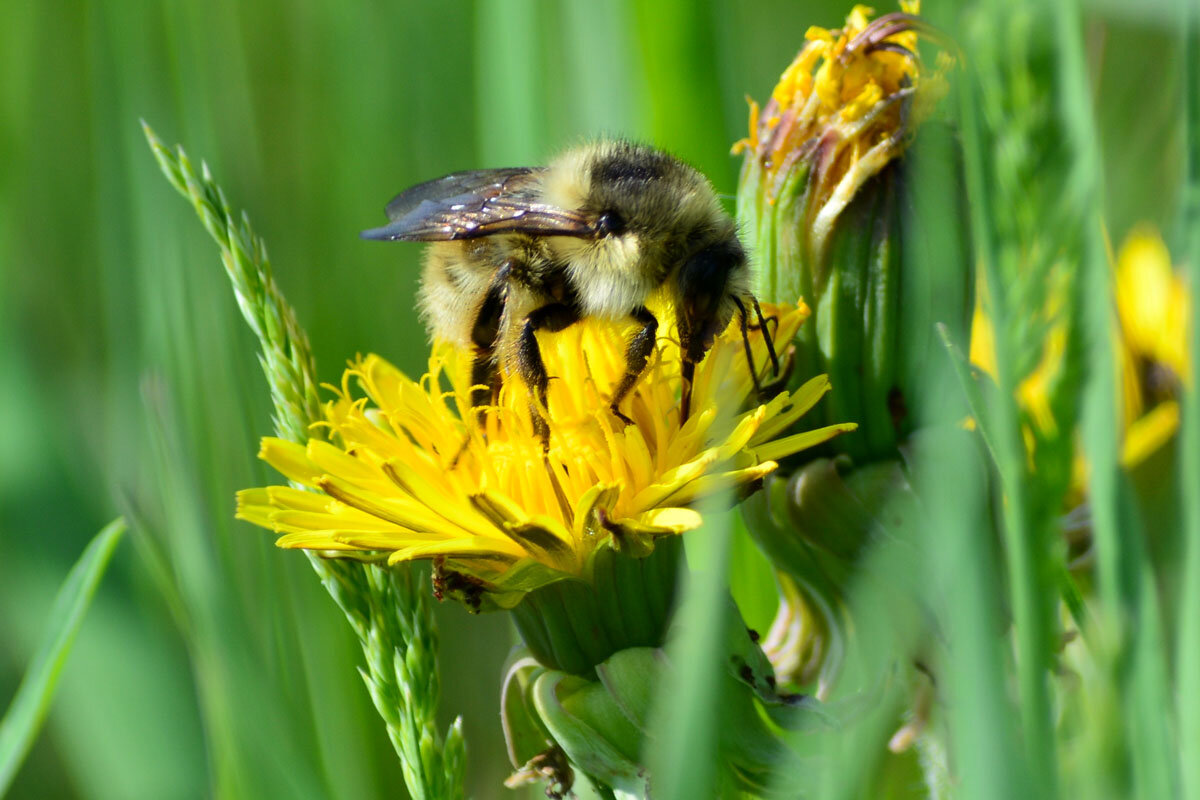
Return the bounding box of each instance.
[0,517,126,795]
[1053,0,1124,621]
[646,512,732,799]
[1176,4,1200,798]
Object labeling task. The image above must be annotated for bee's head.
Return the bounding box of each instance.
[581,142,727,241]
[544,141,735,260]
[676,236,748,363]
[542,141,749,333]
[578,144,749,359]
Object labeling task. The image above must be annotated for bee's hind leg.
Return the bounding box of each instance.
[608,305,658,426]
[517,302,582,450]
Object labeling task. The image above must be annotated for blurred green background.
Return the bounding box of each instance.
[0,0,1183,797]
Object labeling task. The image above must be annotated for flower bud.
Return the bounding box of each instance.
[500,596,833,796]
[735,4,968,463]
[742,455,922,694]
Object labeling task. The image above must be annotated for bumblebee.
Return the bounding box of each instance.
[362,140,776,447]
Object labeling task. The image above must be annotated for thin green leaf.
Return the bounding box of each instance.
[953,10,1061,787]
[646,511,732,799]
[0,518,126,796]
[1176,4,1200,798]
[936,322,1002,465]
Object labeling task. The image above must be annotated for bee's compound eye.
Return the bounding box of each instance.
[596,211,626,237]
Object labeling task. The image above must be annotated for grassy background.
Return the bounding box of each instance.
[0,0,1187,798]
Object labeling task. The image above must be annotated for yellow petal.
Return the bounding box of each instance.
[752,422,858,463]
[630,507,704,534]
[652,462,779,508]
[749,375,833,444]
[259,438,322,486]
[1122,401,1180,469]
[275,532,360,550]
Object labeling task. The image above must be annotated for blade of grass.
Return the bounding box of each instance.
[954,6,1059,790]
[1128,557,1176,800]
[474,0,545,165]
[1053,0,1124,622]
[0,517,126,796]
[808,514,928,800]
[629,0,732,183]
[906,43,1028,790]
[646,511,732,799]
[1176,3,1200,798]
[920,427,1021,800]
[1055,4,1182,799]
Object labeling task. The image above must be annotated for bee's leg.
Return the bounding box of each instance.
[449,351,499,468]
[750,295,780,376]
[517,303,581,450]
[449,282,505,468]
[468,281,506,420]
[468,355,501,413]
[730,295,763,397]
[608,305,658,426]
[680,358,696,423]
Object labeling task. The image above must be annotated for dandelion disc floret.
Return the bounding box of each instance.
[238,301,854,611]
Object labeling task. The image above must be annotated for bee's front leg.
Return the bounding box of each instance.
[516,302,581,450]
[608,305,658,426]
[750,295,780,376]
[731,295,762,397]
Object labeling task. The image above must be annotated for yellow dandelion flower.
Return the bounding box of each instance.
[1115,225,1190,466]
[969,225,1191,478]
[733,2,951,264]
[238,301,855,612]
[969,272,1068,444]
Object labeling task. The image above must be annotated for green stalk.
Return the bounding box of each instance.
[646,512,732,799]
[955,8,1056,791]
[901,16,1026,782]
[143,125,464,799]
[1054,3,1180,798]
[0,519,126,796]
[1051,0,1123,621]
[1176,3,1200,797]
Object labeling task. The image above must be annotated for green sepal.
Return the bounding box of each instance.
[509,536,682,674]
[500,652,554,769]
[741,455,923,690]
[745,456,920,592]
[594,647,664,734]
[510,603,834,797]
[738,155,815,308]
[740,125,973,466]
[531,670,649,795]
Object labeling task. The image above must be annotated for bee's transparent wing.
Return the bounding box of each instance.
[361,167,595,241]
